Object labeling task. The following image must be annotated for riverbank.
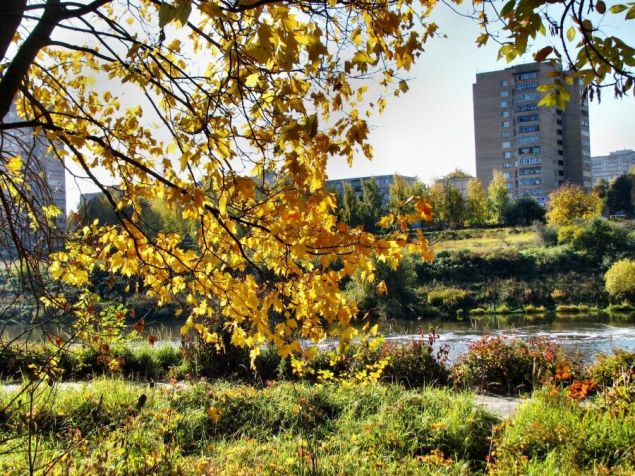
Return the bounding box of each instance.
[352,221,635,320]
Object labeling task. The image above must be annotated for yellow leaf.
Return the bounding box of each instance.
[7,156,22,173]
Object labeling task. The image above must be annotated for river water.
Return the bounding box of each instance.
[3,314,635,364]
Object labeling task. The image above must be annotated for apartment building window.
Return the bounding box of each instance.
[503,151,512,159]
[520,178,542,186]
[519,124,539,133]
[502,121,510,128]
[502,130,511,138]
[517,103,538,112]
[504,172,511,179]
[500,80,508,87]
[501,100,508,108]
[519,146,541,154]
[517,135,539,145]
[501,110,510,118]
[515,92,539,103]
[516,81,537,91]
[519,156,542,164]
[516,71,538,80]
[500,90,509,97]
[502,141,511,148]
[518,114,539,122]
[503,161,512,168]
[505,182,514,189]
[519,167,541,175]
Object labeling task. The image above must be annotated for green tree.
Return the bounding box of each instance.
[338,183,362,227]
[359,179,385,233]
[605,259,635,303]
[444,183,465,227]
[502,198,546,226]
[607,174,634,217]
[465,179,488,226]
[487,170,510,225]
[427,182,446,226]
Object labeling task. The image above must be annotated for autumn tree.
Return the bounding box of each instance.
[487,170,510,224]
[0,0,633,357]
[465,178,488,226]
[546,183,603,226]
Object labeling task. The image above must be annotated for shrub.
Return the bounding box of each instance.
[380,340,449,387]
[605,259,635,302]
[568,219,632,263]
[451,337,577,395]
[347,254,422,320]
[589,350,635,389]
[533,221,558,246]
[490,390,635,474]
[502,198,545,226]
[557,224,583,245]
[427,287,471,314]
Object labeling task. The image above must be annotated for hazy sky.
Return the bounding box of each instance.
[326,5,635,183]
[64,4,635,211]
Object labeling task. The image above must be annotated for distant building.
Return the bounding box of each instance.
[434,171,474,199]
[1,104,66,255]
[326,174,416,204]
[591,149,635,185]
[473,62,591,205]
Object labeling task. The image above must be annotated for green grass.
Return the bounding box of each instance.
[0,380,496,475]
[489,390,635,475]
[433,231,537,253]
[1,377,633,475]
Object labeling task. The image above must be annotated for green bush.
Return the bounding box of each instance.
[451,337,578,395]
[490,390,635,474]
[427,287,471,314]
[347,254,423,320]
[605,258,635,302]
[589,350,635,389]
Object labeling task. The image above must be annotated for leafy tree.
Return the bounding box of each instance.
[487,170,510,225]
[607,174,634,217]
[465,179,488,226]
[443,183,464,227]
[427,182,446,227]
[0,0,633,358]
[605,259,635,303]
[359,179,385,233]
[1,0,439,361]
[502,198,546,226]
[546,183,603,226]
[338,183,362,227]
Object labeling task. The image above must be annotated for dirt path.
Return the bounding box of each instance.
[475,394,522,419]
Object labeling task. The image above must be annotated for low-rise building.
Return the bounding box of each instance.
[591,149,635,185]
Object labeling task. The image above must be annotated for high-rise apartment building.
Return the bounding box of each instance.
[473,62,591,205]
[1,105,66,255]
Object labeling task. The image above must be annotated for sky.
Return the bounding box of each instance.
[64,3,635,212]
[325,5,635,184]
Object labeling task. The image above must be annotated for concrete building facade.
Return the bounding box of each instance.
[434,172,474,199]
[1,105,66,255]
[591,149,635,185]
[326,174,417,204]
[473,62,591,205]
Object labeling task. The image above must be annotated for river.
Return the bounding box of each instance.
[3,314,634,364]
